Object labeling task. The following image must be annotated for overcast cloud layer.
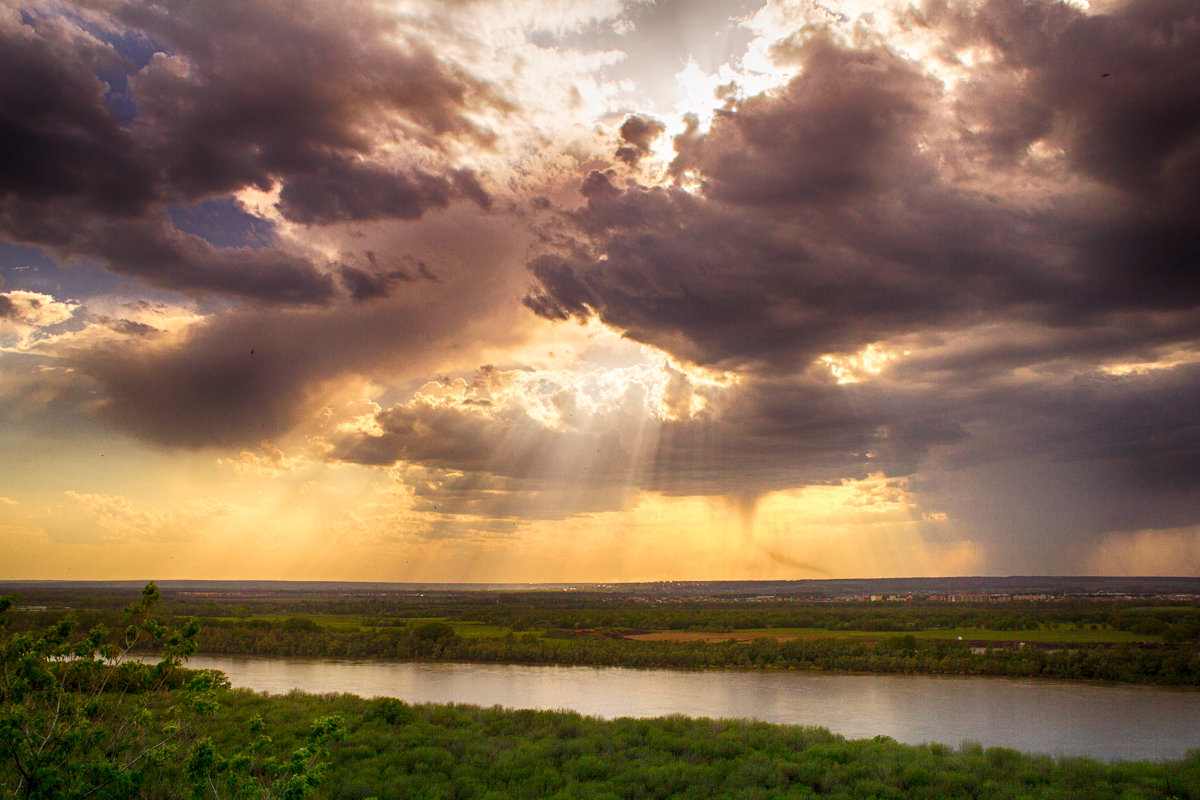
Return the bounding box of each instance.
[2,0,1199,578]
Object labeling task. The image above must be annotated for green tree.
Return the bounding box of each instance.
[186,713,346,800]
[1,584,341,800]
[0,583,206,799]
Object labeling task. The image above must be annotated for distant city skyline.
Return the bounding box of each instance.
[2,0,1199,581]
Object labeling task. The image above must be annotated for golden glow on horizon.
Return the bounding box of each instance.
[0,464,976,582]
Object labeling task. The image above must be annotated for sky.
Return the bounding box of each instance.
[2,0,1199,582]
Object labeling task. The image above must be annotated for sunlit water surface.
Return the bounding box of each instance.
[182,654,1200,761]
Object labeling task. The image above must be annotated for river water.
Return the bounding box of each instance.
[184,654,1200,761]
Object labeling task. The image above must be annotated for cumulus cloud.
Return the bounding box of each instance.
[529,1,1200,366]
[327,351,965,520]
[517,0,1200,553]
[0,0,501,305]
[61,205,540,448]
[217,443,301,477]
[0,289,81,351]
[330,360,735,518]
[5,0,1199,574]
[615,114,666,166]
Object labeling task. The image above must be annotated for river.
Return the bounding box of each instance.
[183,654,1200,761]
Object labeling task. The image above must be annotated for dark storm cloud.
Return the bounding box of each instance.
[946,0,1200,197]
[513,0,1200,539]
[65,206,536,449]
[73,314,334,448]
[941,362,1200,497]
[527,1,1200,368]
[276,160,490,225]
[943,0,1200,312]
[615,114,666,166]
[677,36,938,207]
[530,0,1200,358]
[524,37,1063,369]
[71,305,421,448]
[70,297,473,448]
[339,253,440,302]
[0,11,155,216]
[910,361,1200,570]
[67,215,337,305]
[0,0,498,304]
[115,0,494,198]
[524,167,1040,369]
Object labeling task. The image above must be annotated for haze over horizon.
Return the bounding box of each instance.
[2,0,1199,582]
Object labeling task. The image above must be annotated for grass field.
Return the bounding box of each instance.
[196,614,1162,645]
[629,626,1160,645]
[199,614,513,638]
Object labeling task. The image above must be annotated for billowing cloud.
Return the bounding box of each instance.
[0,289,81,351]
[277,162,490,226]
[516,0,1200,552]
[330,359,727,518]
[4,0,1199,577]
[615,114,666,166]
[60,204,540,448]
[0,0,501,305]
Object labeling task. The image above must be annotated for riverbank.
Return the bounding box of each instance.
[186,620,1200,686]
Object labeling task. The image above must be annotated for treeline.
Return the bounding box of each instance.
[10,587,1200,639]
[189,619,1200,685]
[173,596,1200,640]
[8,591,1200,684]
[460,601,1200,637]
[162,686,1200,800]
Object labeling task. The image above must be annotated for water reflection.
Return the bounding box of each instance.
[183,655,1200,761]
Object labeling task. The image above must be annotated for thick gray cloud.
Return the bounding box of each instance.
[74,215,337,305]
[0,11,154,215]
[525,38,1065,369]
[615,114,666,166]
[66,206,537,448]
[116,0,492,197]
[528,1,1200,366]
[944,0,1200,313]
[0,0,498,304]
[513,0,1200,542]
[277,160,490,225]
[8,0,1200,568]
